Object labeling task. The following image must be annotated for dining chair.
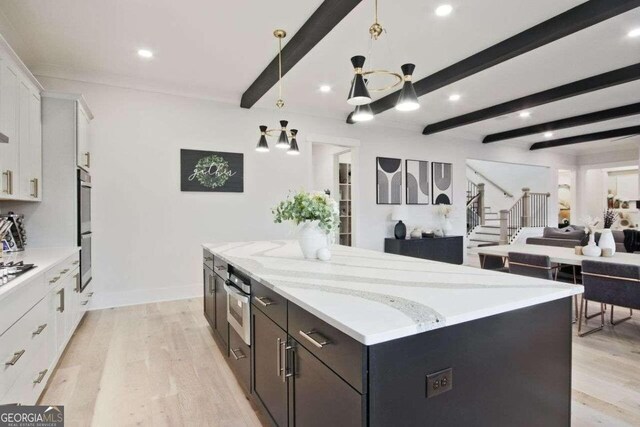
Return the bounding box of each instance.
[478,254,508,272]
[507,252,558,280]
[578,260,640,337]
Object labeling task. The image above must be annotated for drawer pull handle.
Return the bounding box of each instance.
[230,348,246,360]
[72,260,79,265]
[299,330,331,348]
[81,300,89,306]
[33,369,48,384]
[49,276,60,284]
[204,256,213,262]
[5,350,25,366]
[60,269,69,274]
[87,292,94,297]
[254,296,274,307]
[32,324,47,336]
[215,265,226,271]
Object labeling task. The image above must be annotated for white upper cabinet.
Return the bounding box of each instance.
[0,60,20,199]
[0,35,43,201]
[76,102,91,172]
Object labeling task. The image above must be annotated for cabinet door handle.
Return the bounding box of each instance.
[204,256,213,262]
[32,324,47,336]
[254,296,274,307]
[7,170,13,195]
[57,288,65,313]
[215,265,226,271]
[276,337,282,377]
[299,330,331,348]
[2,170,9,194]
[84,152,91,168]
[5,350,25,366]
[230,348,246,360]
[33,369,48,384]
[30,178,38,198]
[74,274,80,293]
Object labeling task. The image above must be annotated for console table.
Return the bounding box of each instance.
[384,236,464,265]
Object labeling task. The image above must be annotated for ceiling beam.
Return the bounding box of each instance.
[483,102,640,143]
[422,63,640,135]
[529,125,640,150]
[347,0,640,124]
[240,0,362,109]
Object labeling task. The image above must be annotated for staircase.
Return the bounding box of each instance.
[467,182,550,249]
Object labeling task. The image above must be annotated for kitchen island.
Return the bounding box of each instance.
[202,240,583,427]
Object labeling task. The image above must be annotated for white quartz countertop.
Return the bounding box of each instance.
[203,241,583,345]
[0,247,80,302]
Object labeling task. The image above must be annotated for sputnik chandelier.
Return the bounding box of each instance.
[256,29,300,155]
[347,0,420,122]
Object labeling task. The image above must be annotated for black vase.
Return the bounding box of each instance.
[394,220,406,239]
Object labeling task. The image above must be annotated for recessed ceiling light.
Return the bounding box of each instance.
[137,49,153,59]
[628,28,640,38]
[448,94,461,101]
[319,85,332,93]
[544,131,554,138]
[435,4,453,17]
[519,111,531,118]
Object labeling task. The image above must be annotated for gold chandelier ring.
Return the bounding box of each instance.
[361,70,403,92]
[265,129,295,138]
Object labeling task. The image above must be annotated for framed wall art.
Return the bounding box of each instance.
[431,161,453,205]
[406,160,429,205]
[376,157,402,204]
[180,149,244,192]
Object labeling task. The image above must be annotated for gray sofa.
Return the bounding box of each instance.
[526,226,626,252]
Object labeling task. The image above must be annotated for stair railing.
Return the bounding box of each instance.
[499,188,550,244]
[466,181,485,233]
[467,165,514,198]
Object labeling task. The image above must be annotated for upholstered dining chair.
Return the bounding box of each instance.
[478,254,508,272]
[579,260,640,337]
[508,252,579,322]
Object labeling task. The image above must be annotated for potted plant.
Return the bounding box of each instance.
[272,190,340,259]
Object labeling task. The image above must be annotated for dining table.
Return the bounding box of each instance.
[472,243,640,267]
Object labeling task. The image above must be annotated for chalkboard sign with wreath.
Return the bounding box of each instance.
[180,149,244,192]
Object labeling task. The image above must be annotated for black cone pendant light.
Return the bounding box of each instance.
[347,56,372,106]
[276,120,290,149]
[287,129,300,155]
[255,29,301,155]
[346,0,420,120]
[395,63,420,111]
[256,125,269,152]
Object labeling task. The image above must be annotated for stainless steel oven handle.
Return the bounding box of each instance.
[223,283,249,304]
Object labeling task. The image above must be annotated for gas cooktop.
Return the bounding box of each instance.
[0,261,36,286]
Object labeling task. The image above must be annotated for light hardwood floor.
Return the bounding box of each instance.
[40,298,640,426]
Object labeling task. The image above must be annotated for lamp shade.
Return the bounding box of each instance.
[395,63,420,112]
[391,205,408,221]
[276,120,290,149]
[352,103,374,122]
[256,125,269,152]
[347,56,372,106]
[287,129,300,155]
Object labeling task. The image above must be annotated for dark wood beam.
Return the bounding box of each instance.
[241,0,362,109]
[422,63,640,135]
[483,102,640,143]
[347,0,640,124]
[529,125,640,150]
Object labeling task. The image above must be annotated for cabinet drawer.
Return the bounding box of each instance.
[45,254,79,287]
[288,303,367,394]
[228,325,250,394]
[203,249,214,270]
[0,297,49,400]
[1,333,51,405]
[0,274,45,335]
[251,279,287,330]
[213,256,228,279]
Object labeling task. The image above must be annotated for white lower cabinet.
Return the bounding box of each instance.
[0,253,90,405]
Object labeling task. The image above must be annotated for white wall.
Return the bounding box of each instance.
[311,143,343,194]
[31,76,577,308]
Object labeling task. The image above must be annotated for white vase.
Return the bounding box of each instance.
[441,218,453,236]
[298,221,329,259]
[582,233,602,257]
[598,229,616,255]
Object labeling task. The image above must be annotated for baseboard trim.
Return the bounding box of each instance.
[88,283,201,311]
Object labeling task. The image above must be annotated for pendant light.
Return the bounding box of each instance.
[346,0,420,119]
[276,120,290,149]
[287,129,300,155]
[256,125,269,152]
[256,29,301,154]
[395,63,420,111]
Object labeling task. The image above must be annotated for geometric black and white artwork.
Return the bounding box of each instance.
[376,157,402,204]
[406,160,429,205]
[180,149,244,192]
[431,162,453,204]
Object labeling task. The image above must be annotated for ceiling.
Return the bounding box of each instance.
[0,0,638,154]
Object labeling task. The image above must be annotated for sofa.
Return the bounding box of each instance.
[526,226,626,252]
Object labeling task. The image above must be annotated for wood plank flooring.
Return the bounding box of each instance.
[40,297,640,426]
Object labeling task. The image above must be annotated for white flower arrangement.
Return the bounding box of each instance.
[582,216,600,235]
[437,204,454,218]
